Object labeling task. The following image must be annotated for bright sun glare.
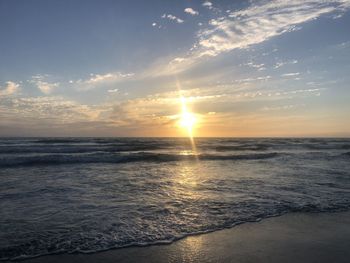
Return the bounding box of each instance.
[179,97,196,133]
[180,111,196,130]
[178,95,198,156]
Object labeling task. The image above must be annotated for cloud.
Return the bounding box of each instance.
[244,62,266,71]
[336,41,350,49]
[184,8,199,15]
[282,72,300,77]
[162,14,184,24]
[202,1,213,9]
[0,81,20,96]
[30,75,59,94]
[86,72,133,85]
[0,79,328,136]
[74,72,134,90]
[108,88,119,93]
[261,104,305,111]
[274,59,298,69]
[196,0,350,58]
[0,96,109,123]
[0,95,118,136]
[235,76,272,83]
[147,1,350,78]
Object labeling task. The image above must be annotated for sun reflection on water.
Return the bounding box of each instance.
[176,164,199,188]
[177,235,204,262]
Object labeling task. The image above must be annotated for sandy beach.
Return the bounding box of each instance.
[10,211,350,263]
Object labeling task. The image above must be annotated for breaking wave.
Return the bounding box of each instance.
[0,152,280,167]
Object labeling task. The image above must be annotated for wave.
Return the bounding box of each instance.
[0,152,280,167]
[302,144,350,150]
[1,204,348,261]
[0,144,165,154]
[213,144,269,151]
[1,144,349,155]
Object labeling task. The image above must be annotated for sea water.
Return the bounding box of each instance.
[0,138,349,260]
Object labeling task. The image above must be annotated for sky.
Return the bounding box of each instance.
[0,0,350,137]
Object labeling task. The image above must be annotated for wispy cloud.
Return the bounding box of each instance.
[86,72,133,84]
[336,41,350,49]
[244,62,266,71]
[107,88,119,93]
[235,76,272,83]
[0,81,20,96]
[261,104,305,111]
[74,72,134,90]
[161,14,184,24]
[202,1,213,10]
[0,96,109,124]
[184,8,199,16]
[282,72,300,77]
[196,0,350,57]
[0,95,118,136]
[274,59,298,69]
[29,75,59,94]
[148,1,350,77]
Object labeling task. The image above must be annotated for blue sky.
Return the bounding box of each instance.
[0,0,350,136]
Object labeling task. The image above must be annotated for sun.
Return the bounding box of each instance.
[177,95,198,156]
[178,96,197,133]
[179,111,196,130]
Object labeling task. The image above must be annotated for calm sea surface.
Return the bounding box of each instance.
[0,138,349,260]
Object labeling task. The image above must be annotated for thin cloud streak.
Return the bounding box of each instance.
[73,72,134,90]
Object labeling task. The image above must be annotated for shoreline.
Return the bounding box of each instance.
[6,210,350,263]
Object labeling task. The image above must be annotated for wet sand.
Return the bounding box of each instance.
[11,211,350,263]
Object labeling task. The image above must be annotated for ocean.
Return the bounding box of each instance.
[0,137,349,260]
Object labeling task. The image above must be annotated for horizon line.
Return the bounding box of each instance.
[1,136,349,139]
